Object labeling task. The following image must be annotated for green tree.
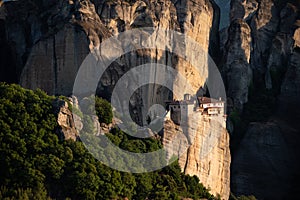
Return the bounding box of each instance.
[95,97,113,124]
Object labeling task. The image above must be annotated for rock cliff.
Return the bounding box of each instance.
[3,0,216,123]
[225,0,299,109]
[0,0,216,95]
[227,0,300,199]
[53,98,79,141]
[20,27,90,95]
[5,0,300,199]
[163,114,230,199]
[0,0,232,198]
[223,19,252,111]
[231,122,298,199]
[281,23,300,101]
[93,0,215,125]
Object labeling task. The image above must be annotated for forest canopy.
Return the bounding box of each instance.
[0,83,217,200]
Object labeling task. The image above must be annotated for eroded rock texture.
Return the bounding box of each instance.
[223,19,252,111]
[225,0,299,110]
[0,0,217,95]
[231,122,297,199]
[0,0,232,198]
[4,0,300,198]
[228,0,300,199]
[163,114,230,199]
[53,98,79,141]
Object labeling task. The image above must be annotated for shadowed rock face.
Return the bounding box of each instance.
[223,19,252,111]
[224,0,299,110]
[228,0,300,199]
[0,19,17,83]
[231,122,299,200]
[281,25,300,102]
[230,0,258,22]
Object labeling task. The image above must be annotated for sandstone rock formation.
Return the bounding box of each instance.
[223,19,252,111]
[163,114,230,199]
[20,27,89,95]
[53,98,79,141]
[94,0,216,99]
[231,122,298,199]
[223,0,299,107]
[228,1,300,199]
[2,0,219,126]
[223,0,282,110]
[264,3,298,89]
[250,0,280,80]
[0,0,218,96]
[230,0,258,22]
[281,25,300,101]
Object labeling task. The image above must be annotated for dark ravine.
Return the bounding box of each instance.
[1,0,300,199]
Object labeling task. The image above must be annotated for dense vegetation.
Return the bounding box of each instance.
[95,97,113,124]
[0,83,216,200]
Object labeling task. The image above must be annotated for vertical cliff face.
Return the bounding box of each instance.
[163,114,230,199]
[265,3,297,89]
[227,0,300,199]
[0,0,216,96]
[0,0,232,198]
[20,27,89,95]
[95,0,214,91]
[224,0,282,110]
[17,0,106,95]
[96,0,220,128]
[250,0,280,81]
[280,24,300,102]
[231,122,296,199]
[223,19,252,111]
[223,0,299,110]
[224,0,297,110]
[94,2,231,197]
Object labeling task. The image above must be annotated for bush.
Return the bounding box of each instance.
[58,96,73,111]
[95,96,113,124]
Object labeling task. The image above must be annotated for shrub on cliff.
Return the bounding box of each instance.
[95,96,113,124]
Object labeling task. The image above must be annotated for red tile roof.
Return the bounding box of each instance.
[198,97,224,104]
